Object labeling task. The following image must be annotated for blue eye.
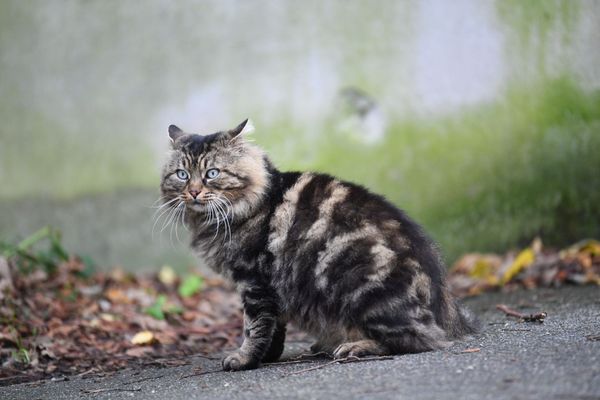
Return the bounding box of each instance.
[206,168,220,179]
[175,169,189,180]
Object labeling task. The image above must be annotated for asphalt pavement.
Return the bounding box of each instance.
[2,285,599,400]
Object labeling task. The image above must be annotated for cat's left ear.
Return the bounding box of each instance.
[168,125,185,143]
[227,118,255,140]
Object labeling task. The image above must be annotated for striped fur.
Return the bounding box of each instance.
[160,121,480,371]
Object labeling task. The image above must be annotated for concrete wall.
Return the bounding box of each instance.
[1,0,598,270]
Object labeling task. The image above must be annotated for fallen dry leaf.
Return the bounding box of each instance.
[501,248,535,285]
[1,234,598,387]
[448,238,600,297]
[0,255,249,387]
[158,265,177,286]
[105,288,131,304]
[131,331,155,345]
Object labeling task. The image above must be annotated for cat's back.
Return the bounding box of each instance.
[269,170,439,261]
[268,170,446,295]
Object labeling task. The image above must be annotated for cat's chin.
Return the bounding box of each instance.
[186,202,205,212]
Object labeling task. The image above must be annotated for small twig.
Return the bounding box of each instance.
[0,374,28,383]
[122,374,165,385]
[502,328,532,332]
[140,358,192,367]
[449,348,481,355]
[586,334,600,341]
[282,355,394,377]
[496,304,547,323]
[264,359,320,367]
[496,304,527,319]
[460,348,481,353]
[290,351,331,360]
[181,354,331,377]
[81,387,141,394]
[75,369,97,378]
[284,360,341,376]
[264,351,331,366]
[180,368,223,379]
[193,354,222,361]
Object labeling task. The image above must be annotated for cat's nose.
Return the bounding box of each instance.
[188,189,200,199]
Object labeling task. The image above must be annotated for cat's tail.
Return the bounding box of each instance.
[441,291,482,338]
[455,302,481,336]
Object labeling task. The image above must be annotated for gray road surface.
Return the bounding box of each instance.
[2,285,599,400]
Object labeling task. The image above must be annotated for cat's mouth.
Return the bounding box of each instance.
[187,199,205,212]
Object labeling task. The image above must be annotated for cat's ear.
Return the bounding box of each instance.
[227,118,255,140]
[168,125,185,143]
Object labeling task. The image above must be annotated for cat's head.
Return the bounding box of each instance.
[160,119,270,220]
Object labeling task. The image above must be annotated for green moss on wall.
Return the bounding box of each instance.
[496,0,579,77]
[257,77,600,261]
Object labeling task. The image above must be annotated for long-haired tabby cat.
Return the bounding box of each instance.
[160,119,479,371]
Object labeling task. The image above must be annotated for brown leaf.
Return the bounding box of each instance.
[105,288,131,304]
[131,331,155,345]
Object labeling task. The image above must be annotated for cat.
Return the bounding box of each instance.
[160,119,480,371]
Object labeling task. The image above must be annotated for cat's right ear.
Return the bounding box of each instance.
[168,125,185,143]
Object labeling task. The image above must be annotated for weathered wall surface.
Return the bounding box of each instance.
[1,0,598,269]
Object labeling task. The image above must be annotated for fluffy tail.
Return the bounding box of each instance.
[440,291,481,338]
[454,303,481,336]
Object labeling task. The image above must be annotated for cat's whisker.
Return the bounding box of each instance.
[152,197,179,223]
[166,201,185,248]
[209,204,215,231]
[151,196,179,211]
[153,210,172,242]
[224,214,232,246]
[175,202,185,245]
[211,199,231,246]
[147,196,168,209]
[203,203,213,226]
[218,204,231,246]
[211,196,230,217]
[152,198,181,240]
[215,195,234,217]
[180,203,189,232]
[209,201,221,243]
[156,204,175,232]
[173,202,185,245]
[169,207,176,248]
[149,195,173,208]
[220,193,236,214]
[214,201,227,241]
[176,202,187,237]
[151,197,180,222]
[161,202,181,235]
[211,197,233,246]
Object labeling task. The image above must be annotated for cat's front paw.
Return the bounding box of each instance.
[222,351,258,371]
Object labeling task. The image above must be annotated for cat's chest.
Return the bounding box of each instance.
[194,214,270,273]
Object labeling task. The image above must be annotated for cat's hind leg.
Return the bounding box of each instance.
[343,288,451,356]
[360,307,451,355]
[310,328,346,355]
[332,315,449,359]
